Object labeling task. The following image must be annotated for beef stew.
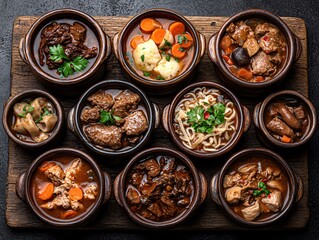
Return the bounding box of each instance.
[221,18,287,82]
[31,155,100,220]
[125,155,194,222]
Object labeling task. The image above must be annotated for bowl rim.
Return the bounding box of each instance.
[217,147,297,226]
[2,89,64,148]
[117,7,201,87]
[118,147,201,228]
[167,81,245,158]
[24,8,107,85]
[24,147,105,227]
[212,8,296,89]
[73,79,155,156]
[257,90,318,148]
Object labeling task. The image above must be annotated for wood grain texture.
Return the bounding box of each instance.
[6,16,308,230]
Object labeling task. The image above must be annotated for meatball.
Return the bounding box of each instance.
[111,90,141,118]
[87,90,114,110]
[122,110,148,136]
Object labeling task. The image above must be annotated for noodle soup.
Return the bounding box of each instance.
[173,87,238,152]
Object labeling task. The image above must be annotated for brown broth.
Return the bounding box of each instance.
[33,19,99,79]
[125,18,195,80]
[31,155,99,220]
[223,155,289,221]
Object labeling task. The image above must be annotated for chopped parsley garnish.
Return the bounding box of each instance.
[156,75,165,80]
[177,35,188,45]
[253,181,271,197]
[164,39,172,48]
[49,44,89,77]
[17,104,34,118]
[141,54,145,62]
[179,47,186,52]
[165,54,171,62]
[186,103,226,134]
[143,71,150,77]
[99,110,122,125]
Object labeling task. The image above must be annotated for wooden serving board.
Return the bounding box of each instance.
[6,16,309,230]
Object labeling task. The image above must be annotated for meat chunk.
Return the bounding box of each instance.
[70,200,84,211]
[123,110,148,136]
[64,42,98,59]
[84,123,122,149]
[147,202,163,218]
[87,90,114,110]
[258,32,283,54]
[112,90,140,118]
[294,106,306,119]
[225,186,242,204]
[241,200,261,221]
[266,117,294,137]
[162,158,176,173]
[266,180,284,192]
[70,22,87,42]
[84,183,98,200]
[243,37,260,57]
[223,173,241,188]
[44,164,65,186]
[251,51,275,76]
[226,21,254,46]
[80,106,100,122]
[41,193,71,210]
[268,52,283,65]
[254,23,280,37]
[144,159,160,177]
[261,190,282,212]
[126,186,141,205]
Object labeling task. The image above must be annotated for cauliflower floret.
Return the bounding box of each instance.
[132,39,161,71]
[153,56,182,80]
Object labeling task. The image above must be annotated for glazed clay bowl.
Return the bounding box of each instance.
[208,9,302,96]
[253,90,317,149]
[210,148,303,227]
[2,89,64,150]
[19,8,112,95]
[114,147,207,229]
[113,8,206,95]
[162,81,251,159]
[16,148,112,227]
[67,80,159,158]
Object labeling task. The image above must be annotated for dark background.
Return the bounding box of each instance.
[1,0,318,239]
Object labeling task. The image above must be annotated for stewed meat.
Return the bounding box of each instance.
[80,106,100,122]
[87,90,114,110]
[266,117,294,137]
[112,90,141,118]
[251,51,275,76]
[123,110,149,136]
[84,123,122,149]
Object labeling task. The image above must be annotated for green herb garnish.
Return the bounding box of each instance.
[49,44,89,77]
[165,54,171,62]
[156,75,165,80]
[99,110,122,125]
[164,39,172,48]
[18,104,34,118]
[177,35,188,45]
[186,103,226,134]
[143,71,150,77]
[141,54,145,62]
[179,47,186,52]
[253,181,271,197]
[35,108,51,123]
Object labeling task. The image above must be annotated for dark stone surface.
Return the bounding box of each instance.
[0,0,318,239]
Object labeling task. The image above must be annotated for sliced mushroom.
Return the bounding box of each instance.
[37,114,58,133]
[31,98,46,120]
[21,113,48,142]
[241,200,261,221]
[12,117,28,134]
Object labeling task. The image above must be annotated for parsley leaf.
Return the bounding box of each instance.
[71,56,89,72]
[156,75,165,80]
[177,35,188,45]
[34,107,51,123]
[164,39,172,48]
[99,110,122,125]
[253,181,271,197]
[186,103,226,134]
[141,54,145,62]
[58,62,74,77]
[143,71,150,77]
[165,54,171,62]
[179,47,186,52]
[49,44,69,62]
[18,104,34,118]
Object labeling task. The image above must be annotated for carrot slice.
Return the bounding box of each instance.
[38,182,54,201]
[69,187,83,201]
[220,35,232,51]
[169,22,185,35]
[222,55,233,65]
[179,33,193,48]
[237,68,253,81]
[171,44,186,59]
[140,18,162,33]
[256,76,264,82]
[39,161,56,173]
[130,35,144,49]
[281,135,292,143]
[61,210,78,219]
[151,29,166,45]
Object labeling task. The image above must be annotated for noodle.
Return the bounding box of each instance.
[173,87,237,152]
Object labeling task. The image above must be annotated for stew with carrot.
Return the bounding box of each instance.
[31,155,99,220]
[220,19,287,82]
[125,18,195,81]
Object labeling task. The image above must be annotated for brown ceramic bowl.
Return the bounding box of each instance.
[253,90,317,149]
[113,8,206,95]
[162,81,251,159]
[2,89,64,150]
[113,147,207,229]
[67,79,160,158]
[19,8,112,95]
[210,148,303,227]
[208,9,302,96]
[15,148,112,227]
